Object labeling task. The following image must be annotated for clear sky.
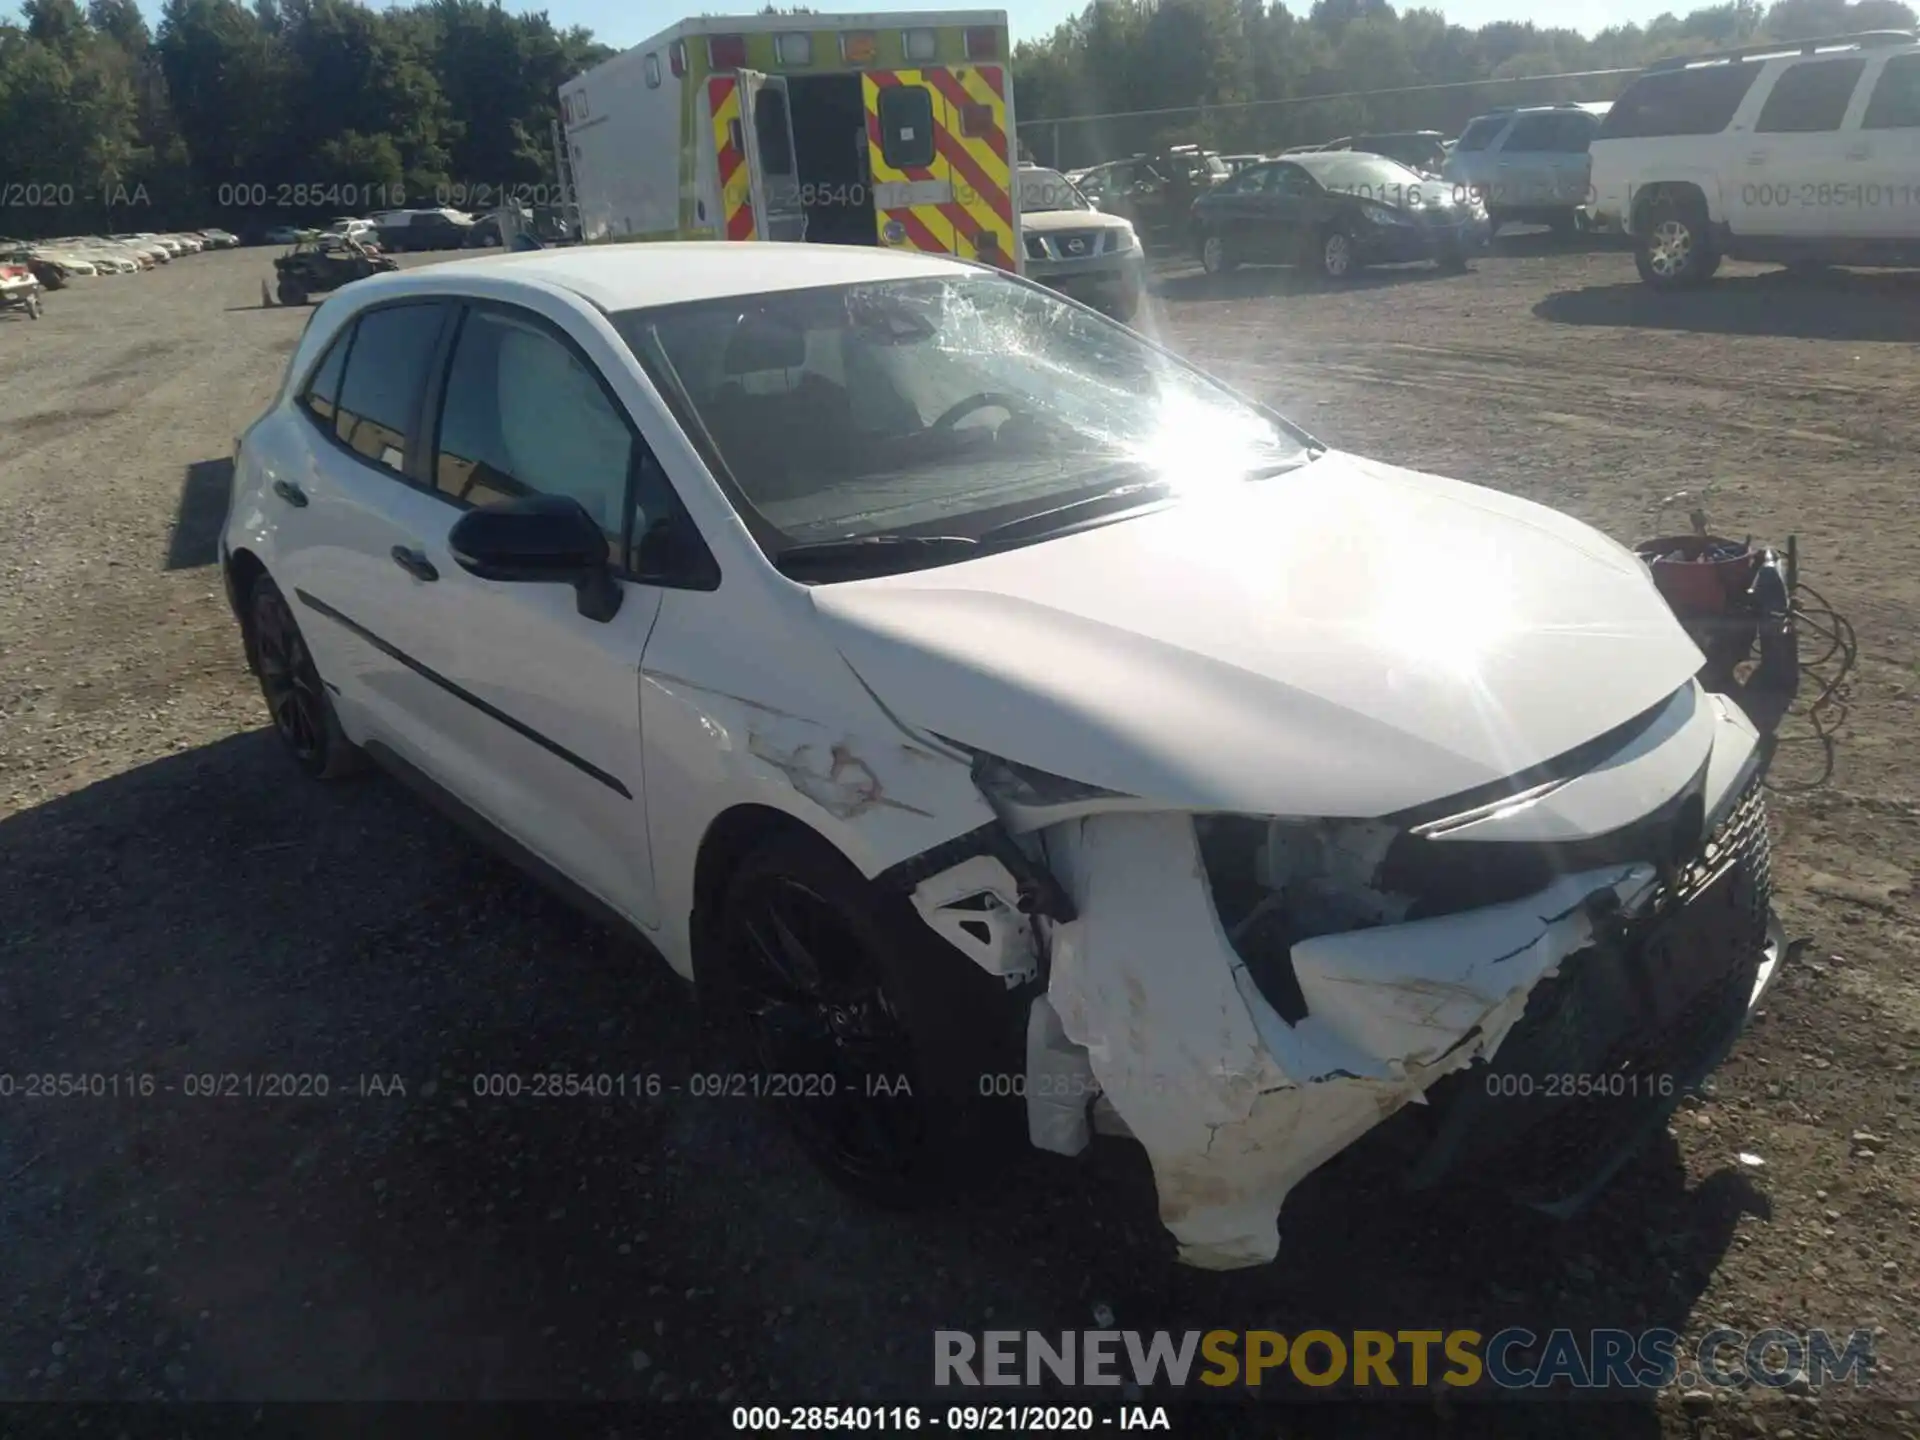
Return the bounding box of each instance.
[116,0,1692,49]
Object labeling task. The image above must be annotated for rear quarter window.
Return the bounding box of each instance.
[1598,63,1763,138]
[1864,53,1920,128]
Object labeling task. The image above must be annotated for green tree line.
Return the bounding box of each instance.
[2,0,1915,237]
[1013,0,1917,165]
[0,0,610,238]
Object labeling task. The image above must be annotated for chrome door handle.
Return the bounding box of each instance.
[390,546,438,582]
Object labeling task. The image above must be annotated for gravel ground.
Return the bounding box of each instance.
[0,240,1916,1437]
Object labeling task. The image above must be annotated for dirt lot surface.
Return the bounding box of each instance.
[1,241,1917,1437]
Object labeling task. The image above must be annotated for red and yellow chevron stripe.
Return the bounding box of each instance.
[708,77,757,242]
[863,67,1015,271]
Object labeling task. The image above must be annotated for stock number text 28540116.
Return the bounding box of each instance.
[218,183,408,211]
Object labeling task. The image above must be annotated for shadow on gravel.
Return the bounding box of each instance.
[0,734,1760,1410]
[167,458,232,570]
[1156,264,1452,303]
[1491,228,1632,257]
[1535,269,1920,342]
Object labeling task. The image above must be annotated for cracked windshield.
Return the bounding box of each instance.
[616,277,1310,558]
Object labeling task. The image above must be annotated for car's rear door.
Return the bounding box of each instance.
[1745,55,1872,238]
[1259,161,1321,258]
[264,299,487,780]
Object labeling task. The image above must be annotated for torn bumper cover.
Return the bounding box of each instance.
[1005,691,1784,1270]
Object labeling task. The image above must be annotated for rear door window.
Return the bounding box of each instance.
[330,302,450,476]
[1756,57,1867,132]
[1864,53,1920,128]
[1599,64,1762,138]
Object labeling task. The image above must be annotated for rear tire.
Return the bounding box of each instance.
[1634,193,1720,290]
[1312,226,1360,281]
[1199,230,1237,275]
[276,277,308,306]
[1548,210,1577,237]
[701,831,1032,1208]
[248,574,365,780]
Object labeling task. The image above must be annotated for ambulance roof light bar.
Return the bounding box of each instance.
[709,33,748,68]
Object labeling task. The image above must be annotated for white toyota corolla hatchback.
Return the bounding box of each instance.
[223,243,1783,1268]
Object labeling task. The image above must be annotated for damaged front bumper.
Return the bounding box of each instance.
[914,685,1784,1269]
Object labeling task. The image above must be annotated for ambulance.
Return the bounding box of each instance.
[556,11,1022,273]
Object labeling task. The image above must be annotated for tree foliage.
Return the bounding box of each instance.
[1,0,1913,233]
[0,0,610,236]
[1013,0,1916,165]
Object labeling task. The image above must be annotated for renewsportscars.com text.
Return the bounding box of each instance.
[934,1328,1876,1391]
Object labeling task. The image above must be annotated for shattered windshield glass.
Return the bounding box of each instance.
[614,276,1310,555]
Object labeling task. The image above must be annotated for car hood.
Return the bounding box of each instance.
[1021,208,1130,234]
[811,451,1704,818]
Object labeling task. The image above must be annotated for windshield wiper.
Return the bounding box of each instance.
[773,533,979,579]
[973,481,1174,545]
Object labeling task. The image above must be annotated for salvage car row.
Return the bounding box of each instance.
[0,228,238,291]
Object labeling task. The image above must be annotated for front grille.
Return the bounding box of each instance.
[1024,235,1048,261]
[1044,230,1103,259]
[1403,778,1773,1207]
[1379,767,1710,920]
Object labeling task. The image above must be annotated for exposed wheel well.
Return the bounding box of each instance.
[690,804,845,983]
[226,547,268,672]
[1631,182,1709,236]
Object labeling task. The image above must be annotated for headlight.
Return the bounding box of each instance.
[1109,225,1138,254]
[1360,202,1412,226]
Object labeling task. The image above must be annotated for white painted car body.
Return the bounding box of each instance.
[222,242,1783,1268]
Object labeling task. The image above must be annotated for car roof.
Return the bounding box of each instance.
[352,241,975,312]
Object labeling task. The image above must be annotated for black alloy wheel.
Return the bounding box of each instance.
[723,867,929,1196]
[249,575,361,779]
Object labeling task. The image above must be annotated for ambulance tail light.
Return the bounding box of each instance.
[965,27,1000,58]
[709,34,748,69]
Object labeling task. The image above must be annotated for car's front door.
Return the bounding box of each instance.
[397,299,721,927]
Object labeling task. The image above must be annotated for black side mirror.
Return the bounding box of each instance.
[448,494,623,622]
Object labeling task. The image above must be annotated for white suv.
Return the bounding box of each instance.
[1588,29,1920,288]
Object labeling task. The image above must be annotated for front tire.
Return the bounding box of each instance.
[1635,194,1720,290]
[276,277,308,306]
[702,832,1030,1208]
[248,575,365,780]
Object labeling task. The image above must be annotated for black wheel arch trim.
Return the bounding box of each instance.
[293,587,634,799]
